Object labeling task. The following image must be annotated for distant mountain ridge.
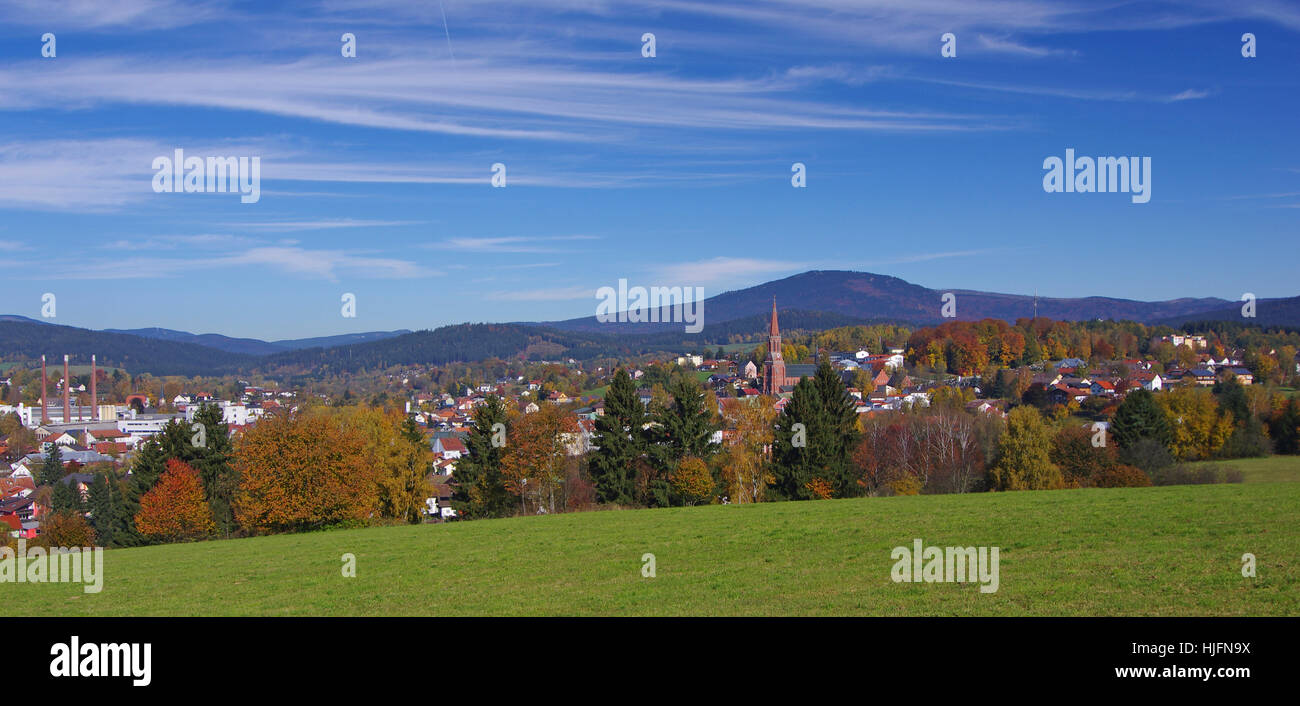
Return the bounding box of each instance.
[2,270,1297,376]
[545,270,1237,332]
[0,315,411,356]
[103,326,412,355]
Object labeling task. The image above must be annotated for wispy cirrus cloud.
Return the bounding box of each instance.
[0,0,228,30]
[653,257,809,285]
[16,244,432,282]
[428,235,600,254]
[484,286,595,301]
[224,219,424,232]
[0,56,1005,143]
[975,34,1072,58]
[1165,88,1213,102]
[100,234,258,251]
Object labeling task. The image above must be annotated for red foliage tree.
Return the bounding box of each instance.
[136,459,214,541]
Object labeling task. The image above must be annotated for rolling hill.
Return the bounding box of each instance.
[2,270,1295,376]
[546,271,1234,333]
[102,326,412,355]
[1158,295,1300,329]
[0,319,253,376]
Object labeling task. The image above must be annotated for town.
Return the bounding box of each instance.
[4,307,1299,550]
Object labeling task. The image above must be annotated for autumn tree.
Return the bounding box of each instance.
[991,406,1061,490]
[670,456,714,506]
[500,403,577,515]
[851,367,876,397]
[388,415,434,523]
[1156,387,1234,461]
[1049,425,1117,487]
[319,406,430,524]
[135,459,215,542]
[111,418,205,546]
[719,396,777,503]
[235,412,378,533]
[34,511,96,549]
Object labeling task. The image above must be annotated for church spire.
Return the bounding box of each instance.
[769,297,780,337]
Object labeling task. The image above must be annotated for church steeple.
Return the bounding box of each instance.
[762,298,785,395]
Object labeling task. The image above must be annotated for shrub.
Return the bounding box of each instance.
[1119,437,1174,473]
[1090,464,1152,488]
[889,475,922,496]
[1150,464,1245,486]
[34,511,97,548]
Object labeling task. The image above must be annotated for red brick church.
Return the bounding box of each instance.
[761,300,816,395]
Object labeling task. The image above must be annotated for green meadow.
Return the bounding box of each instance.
[1186,455,1300,484]
[9,480,1298,616]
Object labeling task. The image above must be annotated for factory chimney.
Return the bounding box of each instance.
[91,355,98,421]
[40,354,49,425]
[63,354,71,424]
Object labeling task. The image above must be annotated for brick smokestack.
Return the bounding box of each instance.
[40,354,49,425]
[63,354,71,424]
[91,355,97,421]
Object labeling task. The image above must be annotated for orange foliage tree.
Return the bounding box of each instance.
[500,404,577,515]
[135,459,214,542]
[234,412,378,533]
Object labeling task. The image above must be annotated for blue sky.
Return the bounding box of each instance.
[1,0,1297,339]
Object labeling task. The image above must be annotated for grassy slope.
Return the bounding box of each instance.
[1186,455,1300,484]
[11,483,1298,617]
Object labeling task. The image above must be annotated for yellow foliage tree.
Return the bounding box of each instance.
[1157,387,1235,461]
[719,396,777,503]
[671,456,715,505]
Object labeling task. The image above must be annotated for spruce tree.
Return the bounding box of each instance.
[87,472,121,546]
[37,445,64,486]
[1111,388,1172,450]
[1269,398,1300,455]
[771,376,824,500]
[112,434,168,547]
[51,478,83,514]
[771,362,860,499]
[644,375,719,506]
[589,369,645,505]
[190,403,237,537]
[454,395,512,518]
[813,360,861,496]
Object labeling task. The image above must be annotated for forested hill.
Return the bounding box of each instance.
[0,310,877,377]
[0,319,253,376]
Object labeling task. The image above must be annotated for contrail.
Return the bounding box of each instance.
[439,1,455,62]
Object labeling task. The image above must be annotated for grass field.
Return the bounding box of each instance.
[1185,455,1300,484]
[10,482,1298,616]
